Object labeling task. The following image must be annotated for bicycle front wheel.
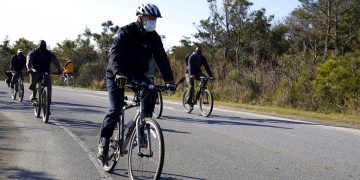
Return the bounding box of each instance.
[11,86,17,100]
[41,87,50,123]
[199,89,213,117]
[153,91,163,119]
[18,81,24,102]
[33,87,41,118]
[128,118,164,180]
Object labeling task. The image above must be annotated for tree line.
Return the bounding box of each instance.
[1,0,359,115]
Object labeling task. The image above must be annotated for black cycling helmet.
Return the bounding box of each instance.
[38,40,47,49]
[136,3,162,18]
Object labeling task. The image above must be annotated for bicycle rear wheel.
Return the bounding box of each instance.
[199,89,213,117]
[41,87,50,123]
[182,90,193,113]
[18,80,24,102]
[128,118,164,180]
[153,91,163,119]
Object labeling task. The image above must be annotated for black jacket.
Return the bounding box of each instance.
[187,52,214,77]
[10,54,26,72]
[106,21,174,82]
[27,48,61,73]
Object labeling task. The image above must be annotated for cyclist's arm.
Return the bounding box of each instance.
[26,52,33,70]
[108,29,127,77]
[151,32,174,83]
[201,56,214,78]
[10,55,15,71]
[51,54,62,73]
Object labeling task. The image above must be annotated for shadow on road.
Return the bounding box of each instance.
[161,115,304,130]
[51,118,100,130]
[53,101,106,114]
[1,167,55,180]
[110,168,205,180]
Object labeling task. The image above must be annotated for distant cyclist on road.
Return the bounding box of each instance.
[63,59,74,75]
[185,46,215,110]
[9,49,26,89]
[27,40,62,102]
[97,3,176,162]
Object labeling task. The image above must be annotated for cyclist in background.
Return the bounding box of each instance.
[63,59,74,75]
[27,40,62,102]
[97,3,176,162]
[185,46,215,110]
[9,49,26,89]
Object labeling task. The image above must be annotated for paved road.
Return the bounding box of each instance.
[0,82,359,180]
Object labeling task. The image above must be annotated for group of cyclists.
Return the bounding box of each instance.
[4,3,215,171]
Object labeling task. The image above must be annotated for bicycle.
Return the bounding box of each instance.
[59,73,74,88]
[28,69,51,123]
[8,71,24,102]
[100,80,165,180]
[182,76,214,117]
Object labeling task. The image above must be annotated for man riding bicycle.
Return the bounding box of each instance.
[185,46,215,110]
[27,40,62,103]
[9,49,26,89]
[97,3,176,162]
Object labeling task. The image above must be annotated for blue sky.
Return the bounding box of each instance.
[0,0,300,49]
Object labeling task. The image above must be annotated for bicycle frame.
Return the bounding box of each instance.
[116,83,157,157]
[193,76,208,104]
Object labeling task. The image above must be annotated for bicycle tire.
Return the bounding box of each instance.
[182,90,193,113]
[59,76,65,87]
[41,87,50,123]
[11,85,17,100]
[128,118,164,180]
[33,87,41,118]
[153,91,163,119]
[68,76,75,88]
[199,89,213,117]
[102,114,124,172]
[18,80,24,102]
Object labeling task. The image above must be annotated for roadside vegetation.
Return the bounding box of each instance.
[1,0,359,126]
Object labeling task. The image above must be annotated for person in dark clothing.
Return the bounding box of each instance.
[9,49,26,89]
[27,40,62,102]
[185,46,215,109]
[97,3,176,161]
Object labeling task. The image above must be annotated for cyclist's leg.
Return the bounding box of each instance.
[29,72,40,100]
[45,74,53,103]
[185,74,195,105]
[98,77,125,160]
[142,77,157,118]
[10,72,19,88]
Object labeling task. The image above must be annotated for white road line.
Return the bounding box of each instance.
[53,120,113,180]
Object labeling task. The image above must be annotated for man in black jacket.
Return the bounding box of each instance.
[27,40,62,101]
[185,46,215,110]
[97,3,176,161]
[9,49,26,89]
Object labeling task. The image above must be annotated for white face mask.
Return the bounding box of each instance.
[144,20,156,32]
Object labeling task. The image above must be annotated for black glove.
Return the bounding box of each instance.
[115,74,127,88]
[165,82,176,92]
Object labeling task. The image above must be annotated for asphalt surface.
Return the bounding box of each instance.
[0,82,360,180]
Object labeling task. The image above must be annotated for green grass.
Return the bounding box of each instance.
[163,94,360,129]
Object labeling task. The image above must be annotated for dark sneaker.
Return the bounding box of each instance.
[97,138,109,162]
[30,93,37,101]
[185,103,193,111]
